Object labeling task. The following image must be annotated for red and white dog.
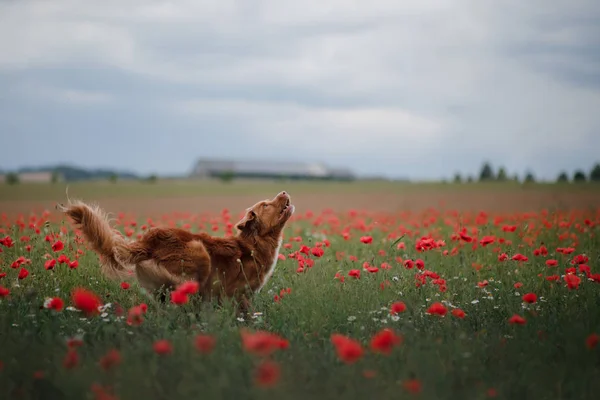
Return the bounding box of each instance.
[58,191,294,312]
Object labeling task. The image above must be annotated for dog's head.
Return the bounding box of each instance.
[236,191,295,238]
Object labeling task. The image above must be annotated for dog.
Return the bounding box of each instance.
[57,191,295,313]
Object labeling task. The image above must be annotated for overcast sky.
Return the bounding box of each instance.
[1,0,599,181]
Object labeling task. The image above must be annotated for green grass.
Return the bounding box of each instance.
[1,205,600,399]
[2,179,599,202]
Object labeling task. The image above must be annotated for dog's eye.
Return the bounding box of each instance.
[249,210,256,217]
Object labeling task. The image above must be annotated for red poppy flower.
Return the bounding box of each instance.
[564,274,581,290]
[18,268,29,280]
[71,287,102,316]
[390,301,407,315]
[565,267,577,275]
[502,225,517,232]
[120,282,130,290]
[63,349,79,369]
[348,269,361,279]
[578,264,591,277]
[153,340,173,355]
[240,329,289,357]
[44,259,56,270]
[508,314,526,325]
[480,236,495,246]
[47,297,64,311]
[0,286,10,297]
[194,334,217,354]
[546,259,558,267]
[330,333,364,364]
[99,349,122,371]
[370,328,403,355]
[90,383,117,400]
[170,290,189,305]
[402,379,422,394]
[512,254,528,262]
[0,236,15,248]
[459,232,473,242]
[571,254,589,265]
[558,247,575,255]
[522,293,537,303]
[427,302,447,316]
[254,360,281,388]
[177,281,199,295]
[66,337,83,349]
[360,236,373,244]
[10,256,29,269]
[452,308,466,319]
[127,305,145,326]
[311,247,324,257]
[586,333,599,350]
[51,240,64,252]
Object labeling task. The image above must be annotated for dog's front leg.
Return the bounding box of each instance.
[236,292,253,319]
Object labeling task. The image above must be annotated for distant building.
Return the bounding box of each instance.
[22,172,56,182]
[0,171,64,183]
[191,158,355,181]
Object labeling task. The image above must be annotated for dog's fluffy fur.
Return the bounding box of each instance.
[57,191,295,311]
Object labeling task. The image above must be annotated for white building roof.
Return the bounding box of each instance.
[192,158,354,179]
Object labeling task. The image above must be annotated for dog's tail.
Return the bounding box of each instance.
[57,200,134,280]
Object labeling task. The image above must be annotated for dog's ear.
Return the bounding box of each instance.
[236,209,256,231]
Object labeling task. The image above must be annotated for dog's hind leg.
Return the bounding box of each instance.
[134,239,212,301]
[134,260,185,297]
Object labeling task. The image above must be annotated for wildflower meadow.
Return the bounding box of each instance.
[1,185,599,400]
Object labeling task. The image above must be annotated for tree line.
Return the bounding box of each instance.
[453,162,600,183]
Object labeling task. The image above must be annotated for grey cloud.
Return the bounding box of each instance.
[0,0,599,180]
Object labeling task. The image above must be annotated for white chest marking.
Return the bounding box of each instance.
[256,238,282,293]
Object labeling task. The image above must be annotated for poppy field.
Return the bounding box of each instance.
[1,187,600,400]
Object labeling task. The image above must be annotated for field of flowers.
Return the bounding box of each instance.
[1,200,600,399]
